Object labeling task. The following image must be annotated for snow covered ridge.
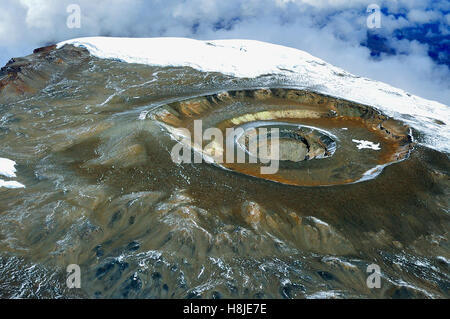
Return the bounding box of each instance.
[57,37,450,153]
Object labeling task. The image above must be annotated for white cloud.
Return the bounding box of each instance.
[407,9,443,24]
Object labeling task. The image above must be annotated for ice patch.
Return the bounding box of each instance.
[57,37,450,153]
[308,216,330,227]
[352,139,381,150]
[0,158,18,178]
[0,180,25,189]
[307,290,343,299]
[358,164,388,183]
[0,158,25,189]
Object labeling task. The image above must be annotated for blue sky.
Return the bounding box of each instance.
[1,0,449,105]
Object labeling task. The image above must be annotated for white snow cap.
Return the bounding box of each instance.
[58,37,450,153]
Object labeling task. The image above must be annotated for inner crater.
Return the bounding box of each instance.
[151,88,414,186]
[236,123,337,162]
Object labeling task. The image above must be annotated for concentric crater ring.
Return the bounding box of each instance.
[234,121,337,163]
[151,88,414,186]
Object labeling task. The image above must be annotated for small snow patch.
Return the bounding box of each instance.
[0,180,25,189]
[352,139,381,150]
[0,158,18,178]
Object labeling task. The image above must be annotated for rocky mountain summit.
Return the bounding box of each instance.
[0,39,448,298]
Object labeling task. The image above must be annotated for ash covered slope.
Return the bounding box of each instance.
[57,37,449,154]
